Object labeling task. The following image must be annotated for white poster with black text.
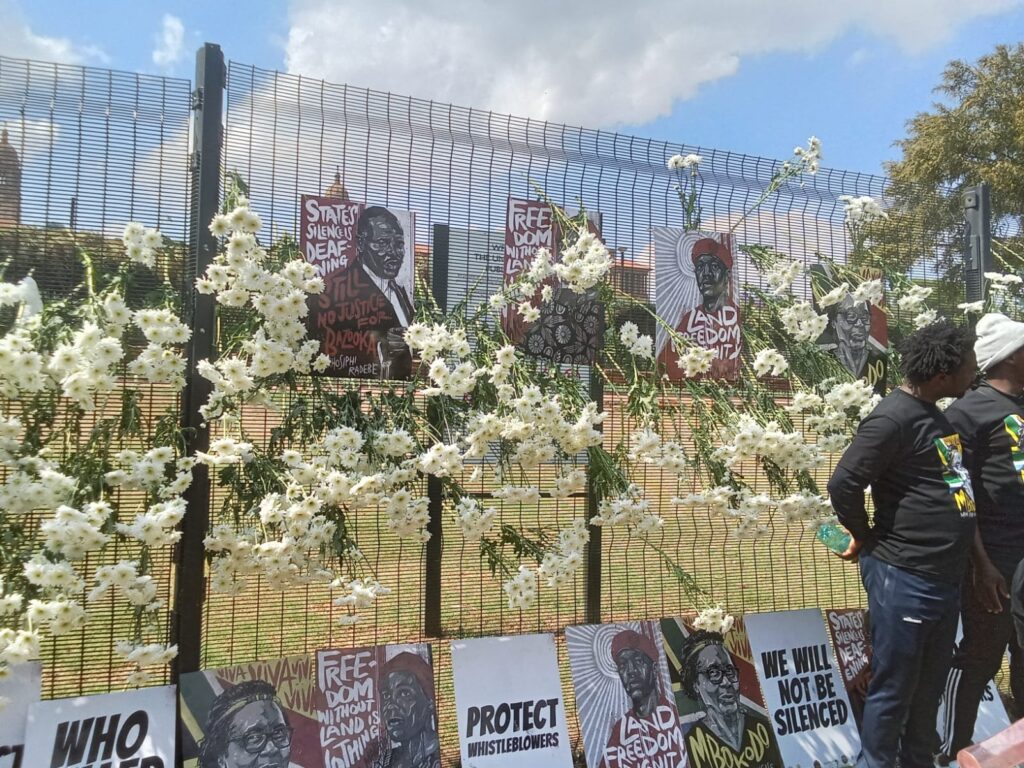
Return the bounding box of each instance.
[0,662,41,768]
[451,633,573,767]
[22,685,176,768]
[746,609,861,765]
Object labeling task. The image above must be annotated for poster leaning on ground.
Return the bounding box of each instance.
[0,662,40,768]
[567,620,686,768]
[179,654,324,768]
[745,609,860,766]
[315,643,440,768]
[660,615,782,768]
[22,686,176,768]
[451,633,573,767]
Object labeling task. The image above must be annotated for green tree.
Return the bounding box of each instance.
[883,43,1024,284]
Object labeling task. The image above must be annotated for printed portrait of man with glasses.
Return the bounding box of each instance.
[677,630,783,768]
[198,680,296,768]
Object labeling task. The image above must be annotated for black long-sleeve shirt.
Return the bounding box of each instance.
[827,389,977,583]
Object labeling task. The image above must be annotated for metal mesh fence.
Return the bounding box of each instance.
[0,47,977,763]
[208,60,965,762]
[0,55,192,697]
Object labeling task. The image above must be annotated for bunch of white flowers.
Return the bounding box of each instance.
[779,302,829,343]
[851,279,884,306]
[332,578,392,626]
[453,497,498,542]
[552,229,612,294]
[503,565,538,611]
[824,380,879,418]
[838,195,887,229]
[538,519,588,589]
[115,641,177,687]
[675,346,716,377]
[897,284,933,313]
[913,309,938,329]
[752,349,789,378]
[628,429,688,476]
[619,322,654,360]
[591,485,662,534]
[784,136,822,176]
[122,222,163,268]
[818,282,850,308]
[692,605,735,634]
[667,153,702,170]
[766,260,803,296]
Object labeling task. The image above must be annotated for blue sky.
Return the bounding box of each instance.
[8,0,1024,177]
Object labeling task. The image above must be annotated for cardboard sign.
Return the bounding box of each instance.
[302,195,416,380]
[660,615,782,768]
[0,662,40,768]
[653,229,742,380]
[451,633,572,767]
[746,609,860,765]
[179,654,323,768]
[23,686,175,768]
[567,621,685,768]
[315,644,439,768]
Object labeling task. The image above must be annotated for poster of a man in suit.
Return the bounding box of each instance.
[301,195,415,380]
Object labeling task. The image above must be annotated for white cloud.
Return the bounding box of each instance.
[285,0,1022,128]
[0,0,107,64]
[152,14,186,69]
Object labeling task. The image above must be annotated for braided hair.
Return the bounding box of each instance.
[898,319,975,385]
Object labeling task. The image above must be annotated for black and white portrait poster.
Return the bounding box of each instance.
[745,609,860,765]
[566,621,685,768]
[810,264,888,393]
[660,616,782,768]
[0,662,40,768]
[315,643,439,768]
[22,686,175,768]
[653,229,742,381]
[502,197,603,364]
[301,195,416,380]
[179,654,323,768]
[451,633,572,767]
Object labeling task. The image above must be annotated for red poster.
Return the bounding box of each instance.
[301,195,416,380]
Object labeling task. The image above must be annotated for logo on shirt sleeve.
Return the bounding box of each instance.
[1005,415,1024,483]
[935,434,976,516]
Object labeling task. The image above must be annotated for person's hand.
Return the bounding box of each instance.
[973,560,1009,613]
[836,537,864,563]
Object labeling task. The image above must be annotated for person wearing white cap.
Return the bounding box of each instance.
[937,312,1024,763]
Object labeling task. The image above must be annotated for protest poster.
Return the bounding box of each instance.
[301,195,416,380]
[653,229,742,380]
[566,621,685,768]
[315,643,439,768]
[437,225,505,316]
[0,662,40,768]
[451,633,572,767]
[745,609,860,766]
[660,615,782,768]
[22,685,175,768]
[501,197,603,364]
[824,608,871,729]
[810,264,888,393]
[179,654,323,768]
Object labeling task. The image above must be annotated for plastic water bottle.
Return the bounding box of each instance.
[816,522,852,554]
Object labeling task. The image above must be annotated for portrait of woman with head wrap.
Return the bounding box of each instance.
[677,630,782,768]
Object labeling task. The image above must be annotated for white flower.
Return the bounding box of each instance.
[503,566,538,611]
[914,309,938,329]
[667,153,701,170]
[692,605,735,635]
[818,282,850,309]
[958,300,985,314]
[619,322,653,359]
[851,279,884,306]
[752,349,789,378]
